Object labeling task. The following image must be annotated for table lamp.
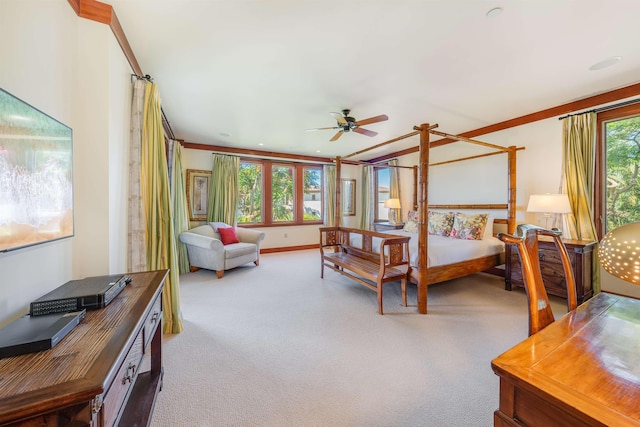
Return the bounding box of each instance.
[384,198,401,225]
[526,194,572,229]
[598,222,640,285]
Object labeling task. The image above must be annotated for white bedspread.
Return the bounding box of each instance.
[349,230,504,268]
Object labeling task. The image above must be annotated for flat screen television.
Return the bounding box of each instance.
[0,88,73,252]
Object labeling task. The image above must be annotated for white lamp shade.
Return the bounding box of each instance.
[527,194,572,214]
[599,222,640,285]
[384,198,401,209]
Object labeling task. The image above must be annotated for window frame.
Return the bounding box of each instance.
[595,102,640,239]
[238,158,324,227]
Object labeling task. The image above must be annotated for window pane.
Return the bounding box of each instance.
[272,165,294,222]
[238,162,262,224]
[303,168,322,221]
[605,115,640,233]
[376,167,390,220]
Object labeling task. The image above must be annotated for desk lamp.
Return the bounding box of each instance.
[384,198,401,225]
[527,194,572,229]
[598,222,640,285]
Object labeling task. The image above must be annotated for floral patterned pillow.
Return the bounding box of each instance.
[450,212,488,240]
[403,210,420,233]
[428,211,455,236]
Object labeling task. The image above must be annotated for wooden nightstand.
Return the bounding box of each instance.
[374,222,405,232]
[505,236,596,304]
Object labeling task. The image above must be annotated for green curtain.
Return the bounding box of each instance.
[359,165,373,229]
[324,165,336,226]
[170,140,191,274]
[389,159,401,223]
[208,154,240,225]
[142,82,183,334]
[561,112,600,292]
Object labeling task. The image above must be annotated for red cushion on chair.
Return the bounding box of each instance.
[218,227,239,245]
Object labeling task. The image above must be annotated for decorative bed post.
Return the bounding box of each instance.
[416,123,431,314]
[335,156,342,227]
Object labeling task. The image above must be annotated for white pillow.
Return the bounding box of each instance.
[483,217,494,239]
[209,222,229,232]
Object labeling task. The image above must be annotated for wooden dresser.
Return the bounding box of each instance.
[374,222,405,232]
[0,270,167,427]
[505,236,596,303]
[492,292,640,426]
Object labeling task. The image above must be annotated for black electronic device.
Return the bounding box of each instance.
[29,274,131,316]
[0,310,86,359]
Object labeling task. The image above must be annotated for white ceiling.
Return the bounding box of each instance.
[110,0,640,160]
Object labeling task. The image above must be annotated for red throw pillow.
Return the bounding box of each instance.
[218,227,239,245]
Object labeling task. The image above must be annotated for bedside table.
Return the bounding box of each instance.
[374,222,405,232]
[505,236,596,304]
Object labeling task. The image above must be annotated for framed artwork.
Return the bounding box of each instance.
[341,179,356,216]
[0,88,74,252]
[186,169,211,221]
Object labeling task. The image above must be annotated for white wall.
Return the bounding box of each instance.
[0,1,132,326]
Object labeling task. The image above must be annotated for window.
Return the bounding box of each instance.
[596,103,640,237]
[374,166,390,221]
[237,159,323,226]
[238,161,262,223]
[303,167,322,221]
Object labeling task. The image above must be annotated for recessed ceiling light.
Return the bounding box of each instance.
[589,56,622,71]
[259,143,264,146]
[219,132,230,137]
[486,7,503,18]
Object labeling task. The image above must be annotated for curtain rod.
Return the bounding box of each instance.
[558,98,640,120]
[131,74,177,140]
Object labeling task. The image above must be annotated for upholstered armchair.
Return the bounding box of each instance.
[179,224,265,278]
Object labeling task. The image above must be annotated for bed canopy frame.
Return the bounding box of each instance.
[332,123,521,314]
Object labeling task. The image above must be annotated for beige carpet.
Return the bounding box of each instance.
[150,249,565,427]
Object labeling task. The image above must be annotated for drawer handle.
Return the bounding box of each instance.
[151,311,160,324]
[122,362,136,384]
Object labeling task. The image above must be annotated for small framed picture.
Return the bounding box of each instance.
[341,179,356,216]
[186,169,211,221]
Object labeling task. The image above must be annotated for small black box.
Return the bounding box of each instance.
[0,310,86,359]
[30,274,130,316]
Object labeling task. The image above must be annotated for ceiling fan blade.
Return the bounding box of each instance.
[356,114,389,126]
[353,127,377,137]
[330,112,348,125]
[330,131,344,142]
[305,126,340,132]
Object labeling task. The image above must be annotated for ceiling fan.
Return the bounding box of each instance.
[306,109,389,142]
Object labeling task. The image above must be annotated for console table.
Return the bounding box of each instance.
[492,292,640,426]
[0,270,167,427]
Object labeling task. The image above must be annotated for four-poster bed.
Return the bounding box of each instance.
[330,123,520,314]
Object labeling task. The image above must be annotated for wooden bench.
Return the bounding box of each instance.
[319,227,411,314]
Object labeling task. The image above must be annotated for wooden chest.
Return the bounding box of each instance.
[505,237,596,304]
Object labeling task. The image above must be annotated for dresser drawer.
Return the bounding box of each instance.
[102,332,144,427]
[143,294,162,351]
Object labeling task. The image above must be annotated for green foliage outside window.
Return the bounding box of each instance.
[238,162,262,223]
[272,165,294,222]
[605,115,640,232]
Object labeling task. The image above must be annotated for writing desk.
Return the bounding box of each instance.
[492,292,640,427]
